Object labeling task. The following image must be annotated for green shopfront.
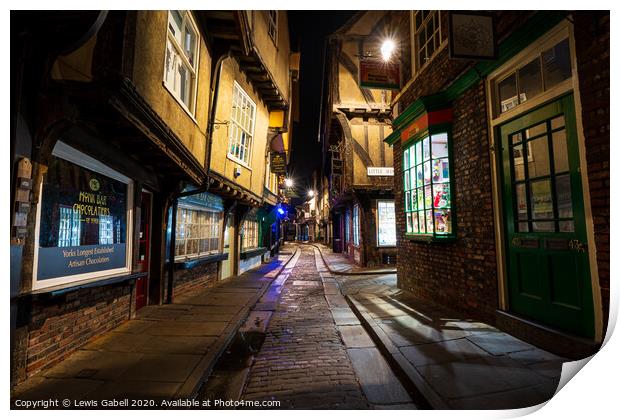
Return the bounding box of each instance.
[386,12,607,356]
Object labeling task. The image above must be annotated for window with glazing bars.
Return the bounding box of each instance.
[228,82,256,166]
[99,215,114,245]
[496,38,572,115]
[242,219,259,250]
[267,11,278,43]
[403,132,454,237]
[58,206,81,247]
[413,11,443,72]
[175,207,223,258]
[164,11,199,112]
[510,116,574,233]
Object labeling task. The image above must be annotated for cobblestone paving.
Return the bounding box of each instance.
[242,246,369,409]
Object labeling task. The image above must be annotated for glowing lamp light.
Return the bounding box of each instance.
[284,178,294,188]
[277,207,285,216]
[381,39,396,62]
[307,190,315,198]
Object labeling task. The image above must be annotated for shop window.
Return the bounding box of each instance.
[353,205,360,246]
[175,207,223,259]
[412,11,444,74]
[164,10,199,114]
[267,11,278,43]
[495,38,572,115]
[377,200,396,247]
[35,142,132,289]
[242,219,259,250]
[228,82,256,167]
[403,132,455,239]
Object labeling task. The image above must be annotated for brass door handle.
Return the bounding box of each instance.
[568,239,587,253]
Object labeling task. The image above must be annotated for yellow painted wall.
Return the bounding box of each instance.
[247,11,291,103]
[209,57,271,199]
[132,11,211,167]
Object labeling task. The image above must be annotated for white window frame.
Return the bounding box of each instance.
[411,11,446,76]
[163,10,200,117]
[32,141,134,291]
[174,205,224,260]
[376,200,397,247]
[242,219,259,250]
[267,11,278,44]
[227,81,257,168]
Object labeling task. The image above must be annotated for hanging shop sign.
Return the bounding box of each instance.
[367,167,394,176]
[35,143,131,284]
[270,152,287,174]
[359,58,401,90]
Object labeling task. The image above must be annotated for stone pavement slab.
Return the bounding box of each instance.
[339,325,375,348]
[400,338,490,367]
[344,284,568,410]
[347,347,412,405]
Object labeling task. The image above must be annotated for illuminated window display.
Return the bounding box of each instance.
[35,142,132,288]
[377,200,396,246]
[403,132,455,239]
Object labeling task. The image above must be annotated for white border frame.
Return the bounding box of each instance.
[32,142,134,291]
[486,20,603,342]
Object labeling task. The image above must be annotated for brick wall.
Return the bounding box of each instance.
[573,12,610,333]
[24,283,133,379]
[165,261,219,301]
[395,82,498,323]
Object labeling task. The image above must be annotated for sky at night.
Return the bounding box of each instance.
[287,11,356,193]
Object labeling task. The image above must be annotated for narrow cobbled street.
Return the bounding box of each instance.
[241,245,413,409]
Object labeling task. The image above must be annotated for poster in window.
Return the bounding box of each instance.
[37,156,128,281]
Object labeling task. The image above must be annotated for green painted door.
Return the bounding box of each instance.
[499,94,594,338]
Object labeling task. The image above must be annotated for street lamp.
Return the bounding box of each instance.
[284,178,294,188]
[381,39,396,62]
[307,190,315,198]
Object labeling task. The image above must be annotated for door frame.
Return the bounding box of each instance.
[485,20,603,342]
[136,189,153,310]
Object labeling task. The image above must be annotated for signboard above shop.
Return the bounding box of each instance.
[367,167,394,176]
[270,152,287,174]
[359,59,401,90]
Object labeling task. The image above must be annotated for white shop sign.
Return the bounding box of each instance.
[367,167,394,176]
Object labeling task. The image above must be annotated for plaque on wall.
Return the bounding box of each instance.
[448,12,497,60]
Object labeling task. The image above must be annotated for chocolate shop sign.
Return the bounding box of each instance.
[37,154,129,281]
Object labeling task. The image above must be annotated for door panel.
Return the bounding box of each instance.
[500,94,594,338]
